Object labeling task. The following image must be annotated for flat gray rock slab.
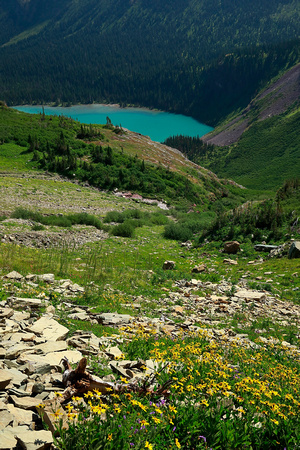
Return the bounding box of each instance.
[5,368,28,387]
[9,332,36,343]
[5,343,33,360]
[0,429,17,449]
[8,297,42,309]
[10,396,42,411]
[98,313,133,325]
[68,312,90,321]
[16,429,53,450]
[29,316,69,341]
[0,369,13,389]
[0,410,14,428]
[37,274,55,283]
[29,341,68,354]
[235,290,266,302]
[18,350,83,368]
[4,271,24,280]
[0,308,14,319]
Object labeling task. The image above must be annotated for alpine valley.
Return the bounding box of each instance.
[0,1,300,449]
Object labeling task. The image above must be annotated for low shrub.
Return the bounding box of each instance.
[11,208,104,230]
[111,221,135,237]
[66,212,104,230]
[163,222,193,241]
[31,224,45,231]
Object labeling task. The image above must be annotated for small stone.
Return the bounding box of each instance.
[223,259,238,265]
[163,260,176,270]
[191,264,206,273]
[32,383,44,395]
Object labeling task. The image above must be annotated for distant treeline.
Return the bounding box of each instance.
[163,135,215,165]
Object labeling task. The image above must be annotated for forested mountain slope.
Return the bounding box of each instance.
[0,0,299,125]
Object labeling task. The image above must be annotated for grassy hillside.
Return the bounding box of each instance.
[203,106,300,189]
[0,105,246,210]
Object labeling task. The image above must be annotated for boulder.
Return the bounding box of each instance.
[223,241,240,254]
[97,313,132,326]
[288,241,300,259]
[163,260,176,270]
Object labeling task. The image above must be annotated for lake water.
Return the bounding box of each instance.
[14,104,213,143]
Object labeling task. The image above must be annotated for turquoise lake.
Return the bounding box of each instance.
[14,104,213,143]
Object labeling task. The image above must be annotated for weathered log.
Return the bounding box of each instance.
[60,357,172,403]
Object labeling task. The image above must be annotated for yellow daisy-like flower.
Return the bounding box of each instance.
[54,392,63,398]
[140,419,149,426]
[152,417,161,424]
[168,405,177,414]
[145,442,153,450]
[107,434,113,441]
[51,409,62,419]
[270,418,279,425]
[84,392,94,398]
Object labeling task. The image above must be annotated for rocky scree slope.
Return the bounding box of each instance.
[1,261,300,448]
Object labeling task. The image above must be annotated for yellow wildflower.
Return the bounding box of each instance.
[175,438,181,449]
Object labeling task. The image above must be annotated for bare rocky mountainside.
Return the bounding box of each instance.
[202,63,300,147]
